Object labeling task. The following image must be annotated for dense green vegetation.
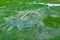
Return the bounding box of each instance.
[0,0,60,6]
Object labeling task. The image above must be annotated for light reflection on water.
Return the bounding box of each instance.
[5,20,37,28]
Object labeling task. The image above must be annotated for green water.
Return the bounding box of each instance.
[0,0,60,40]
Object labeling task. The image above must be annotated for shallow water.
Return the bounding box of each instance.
[0,2,60,40]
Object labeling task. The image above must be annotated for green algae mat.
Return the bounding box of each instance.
[0,0,60,40]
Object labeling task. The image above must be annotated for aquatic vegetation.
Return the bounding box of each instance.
[0,1,60,40]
